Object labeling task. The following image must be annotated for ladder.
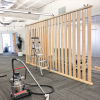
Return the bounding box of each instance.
[30,37,50,76]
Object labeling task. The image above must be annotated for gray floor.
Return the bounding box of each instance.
[0,54,100,100]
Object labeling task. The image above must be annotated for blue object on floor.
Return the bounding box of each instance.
[53,68,58,71]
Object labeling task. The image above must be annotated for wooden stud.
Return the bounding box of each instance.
[46,21,49,65]
[31,25,33,64]
[55,18,57,70]
[88,8,91,83]
[36,23,38,66]
[82,9,86,81]
[65,14,67,75]
[49,20,51,70]
[58,17,60,72]
[68,13,71,76]
[77,11,80,79]
[42,22,44,67]
[73,12,76,78]
[29,25,31,63]
[61,16,64,74]
[25,26,28,62]
[52,19,54,70]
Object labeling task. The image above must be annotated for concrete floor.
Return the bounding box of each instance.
[0,54,100,100]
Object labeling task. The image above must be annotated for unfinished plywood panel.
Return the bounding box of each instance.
[25,5,93,85]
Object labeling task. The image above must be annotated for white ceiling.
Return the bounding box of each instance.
[11,0,57,10]
[0,0,56,20]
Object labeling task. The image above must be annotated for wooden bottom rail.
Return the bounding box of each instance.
[26,62,93,85]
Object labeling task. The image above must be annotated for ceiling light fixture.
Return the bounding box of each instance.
[0,9,54,16]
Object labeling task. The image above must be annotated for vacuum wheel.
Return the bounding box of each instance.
[11,94,17,100]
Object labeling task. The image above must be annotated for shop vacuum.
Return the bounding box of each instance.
[9,58,54,100]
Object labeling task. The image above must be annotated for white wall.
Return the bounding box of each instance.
[0,31,13,54]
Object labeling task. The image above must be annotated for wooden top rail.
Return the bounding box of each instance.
[25,5,93,27]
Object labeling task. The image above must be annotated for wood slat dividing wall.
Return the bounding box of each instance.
[25,5,93,85]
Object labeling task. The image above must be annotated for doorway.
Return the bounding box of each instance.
[2,33,11,54]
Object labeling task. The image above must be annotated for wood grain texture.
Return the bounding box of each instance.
[25,27,28,62]
[58,17,60,72]
[52,19,54,70]
[68,13,71,76]
[61,16,64,74]
[64,14,67,75]
[73,12,76,78]
[77,11,80,79]
[55,18,57,70]
[82,9,86,81]
[49,20,51,70]
[31,25,34,64]
[88,8,91,83]
[13,34,17,53]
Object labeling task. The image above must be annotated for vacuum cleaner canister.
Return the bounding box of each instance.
[10,58,54,100]
[10,72,31,100]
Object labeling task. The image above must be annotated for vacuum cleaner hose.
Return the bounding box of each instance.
[25,83,54,95]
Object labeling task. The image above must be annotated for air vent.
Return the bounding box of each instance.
[58,6,66,15]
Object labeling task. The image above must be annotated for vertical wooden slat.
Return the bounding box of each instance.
[88,8,91,83]
[29,25,31,64]
[55,18,57,70]
[46,21,49,64]
[25,26,28,62]
[39,23,42,64]
[45,21,47,60]
[45,21,46,66]
[42,22,44,67]
[58,17,60,72]
[68,13,71,76]
[64,15,67,75]
[77,11,80,79]
[31,25,33,64]
[35,23,38,66]
[82,9,86,81]
[73,12,76,77]
[49,20,51,70]
[52,19,54,70]
[61,16,64,74]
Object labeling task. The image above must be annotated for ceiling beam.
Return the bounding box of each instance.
[15,0,31,9]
